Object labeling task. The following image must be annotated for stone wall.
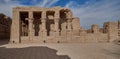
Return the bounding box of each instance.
[19,31,108,43]
[104,22,118,42]
[0,13,12,40]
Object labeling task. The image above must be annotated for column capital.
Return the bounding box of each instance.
[54,11,60,18]
[28,11,33,18]
[66,11,73,18]
[25,18,34,23]
[42,11,46,18]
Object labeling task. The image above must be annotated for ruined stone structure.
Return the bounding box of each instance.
[10,6,120,43]
[0,13,12,40]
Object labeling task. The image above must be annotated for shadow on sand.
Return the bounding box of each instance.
[0,46,71,59]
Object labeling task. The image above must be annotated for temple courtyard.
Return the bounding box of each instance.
[0,43,120,59]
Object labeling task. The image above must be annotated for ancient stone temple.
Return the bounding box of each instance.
[10,6,119,43]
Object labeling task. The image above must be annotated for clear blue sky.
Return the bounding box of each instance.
[0,0,120,29]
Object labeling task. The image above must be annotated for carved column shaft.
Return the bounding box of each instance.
[42,11,46,18]
[54,11,60,37]
[40,11,47,37]
[54,11,59,31]
[54,19,59,31]
[41,11,46,31]
[66,11,72,30]
[41,19,46,31]
[28,19,34,36]
[66,11,73,40]
[25,11,34,40]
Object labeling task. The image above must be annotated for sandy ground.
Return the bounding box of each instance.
[0,43,120,59]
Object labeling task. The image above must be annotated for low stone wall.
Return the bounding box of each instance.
[69,33,108,43]
[0,24,10,40]
[19,33,108,43]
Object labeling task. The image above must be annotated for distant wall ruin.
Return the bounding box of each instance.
[0,13,12,40]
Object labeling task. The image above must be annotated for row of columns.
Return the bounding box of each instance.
[25,11,47,40]
[24,10,72,40]
[25,11,61,40]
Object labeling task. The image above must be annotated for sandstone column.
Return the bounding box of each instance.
[66,11,73,42]
[67,19,72,30]
[40,11,47,40]
[26,11,34,41]
[66,10,73,30]
[54,11,60,36]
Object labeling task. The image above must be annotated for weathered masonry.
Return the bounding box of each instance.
[0,13,11,40]
[10,6,119,43]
